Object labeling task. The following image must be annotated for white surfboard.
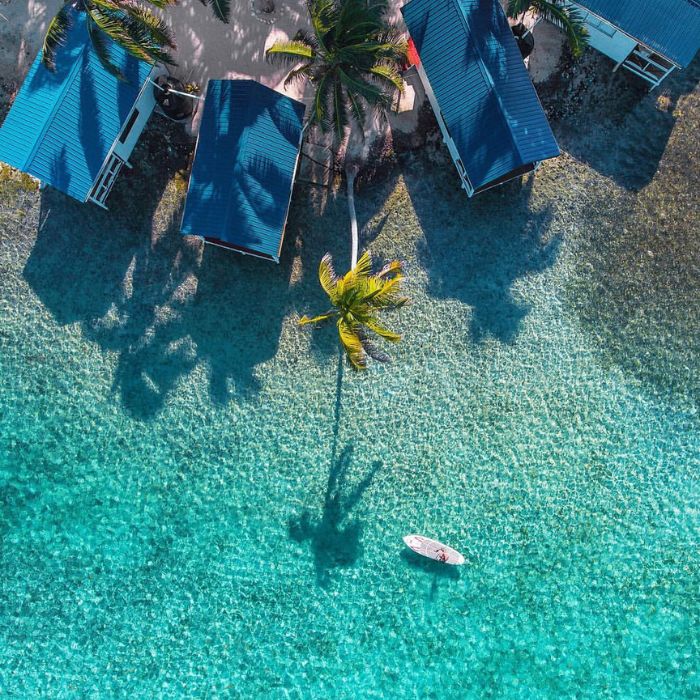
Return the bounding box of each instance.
[403,534,465,565]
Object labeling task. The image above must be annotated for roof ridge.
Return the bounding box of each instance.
[26,14,90,171]
[451,0,525,163]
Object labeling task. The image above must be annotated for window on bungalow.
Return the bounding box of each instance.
[119,109,140,144]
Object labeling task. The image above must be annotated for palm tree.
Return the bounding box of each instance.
[42,0,231,79]
[507,0,588,57]
[42,0,177,78]
[266,0,406,142]
[300,251,408,370]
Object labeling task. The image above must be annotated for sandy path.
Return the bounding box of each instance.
[0,0,63,80]
[162,0,312,100]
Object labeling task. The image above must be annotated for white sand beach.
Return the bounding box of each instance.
[0,0,561,113]
[1,0,309,93]
[0,1,413,98]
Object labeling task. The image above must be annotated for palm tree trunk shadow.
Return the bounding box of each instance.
[330,349,344,467]
[289,353,382,587]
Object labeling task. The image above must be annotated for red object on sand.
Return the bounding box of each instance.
[407,38,420,67]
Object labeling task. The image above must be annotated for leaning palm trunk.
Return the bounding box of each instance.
[346,164,359,269]
[267,0,406,275]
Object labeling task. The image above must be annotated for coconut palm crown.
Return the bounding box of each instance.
[42,0,178,79]
[42,0,231,79]
[507,0,588,57]
[300,251,408,370]
[266,0,407,141]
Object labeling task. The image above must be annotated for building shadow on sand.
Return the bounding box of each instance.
[544,52,700,191]
[22,122,298,419]
[405,167,560,344]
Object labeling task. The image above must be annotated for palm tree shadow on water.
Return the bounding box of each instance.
[22,122,295,419]
[289,357,382,587]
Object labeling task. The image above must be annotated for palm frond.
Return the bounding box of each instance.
[318,254,340,302]
[338,67,386,107]
[526,0,588,56]
[122,4,177,50]
[338,318,367,369]
[87,6,154,63]
[506,0,531,18]
[345,87,366,130]
[89,0,125,10]
[42,5,72,72]
[293,28,320,52]
[364,318,401,343]
[368,63,404,93]
[331,80,349,141]
[199,0,231,23]
[357,330,391,364]
[299,311,336,325]
[283,63,313,90]
[312,72,332,125]
[266,40,316,64]
[363,276,408,308]
[309,0,338,53]
[120,12,177,65]
[86,18,127,80]
[352,250,372,279]
[376,259,403,278]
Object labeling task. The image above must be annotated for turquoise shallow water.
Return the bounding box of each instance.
[1,91,699,696]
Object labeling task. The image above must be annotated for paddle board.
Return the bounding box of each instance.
[403,534,465,565]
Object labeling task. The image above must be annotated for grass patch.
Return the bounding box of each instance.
[0,164,39,194]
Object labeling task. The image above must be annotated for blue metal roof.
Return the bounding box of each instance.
[574,0,700,67]
[401,0,559,191]
[181,80,305,261]
[0,10,152,202]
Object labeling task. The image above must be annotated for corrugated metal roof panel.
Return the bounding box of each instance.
[181,80,305,261]
[402,0,559,190]
[574,0,700,66]
[0,10,152,201]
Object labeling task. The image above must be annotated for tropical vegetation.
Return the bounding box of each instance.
[299,251,408,370]
[42,0,230,78]
[507,0,588,57]
[266,0,407,142]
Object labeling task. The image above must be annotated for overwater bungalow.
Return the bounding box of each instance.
[180,79,305,263]
[401,0,560,197]
[566,0,700,88]
[0,9,161,209]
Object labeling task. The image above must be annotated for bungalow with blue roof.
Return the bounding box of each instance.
[0,9,162,208]
[180,80,305,263]
[566,0,700,88]
[401,0,560,197]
